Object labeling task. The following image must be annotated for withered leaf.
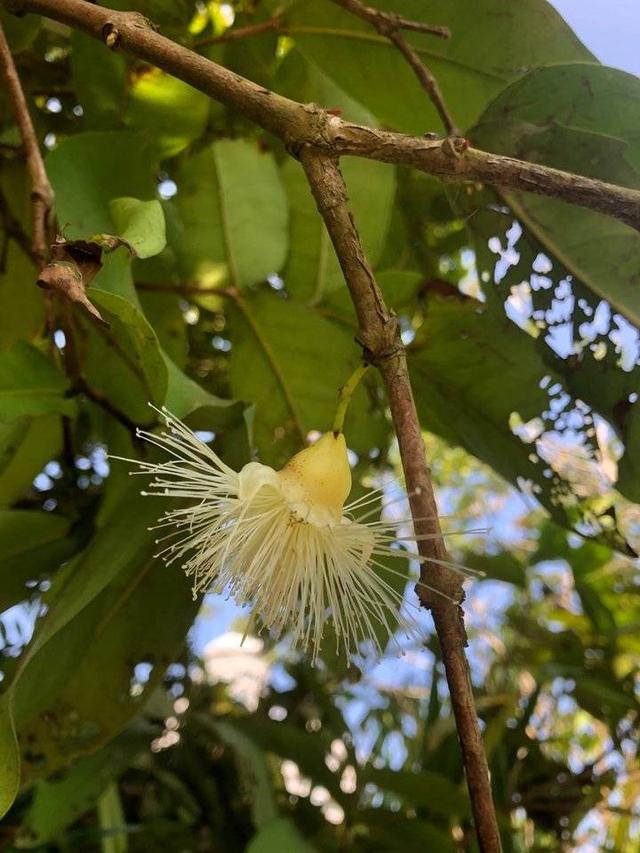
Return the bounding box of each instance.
[36,233,135,329]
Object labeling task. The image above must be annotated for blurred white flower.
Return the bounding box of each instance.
[203,632,269,711]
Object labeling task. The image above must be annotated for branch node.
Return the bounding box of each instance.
[442,135,469,159]
[102,22,121,49]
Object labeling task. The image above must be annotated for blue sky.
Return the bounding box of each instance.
[551,0,640,76]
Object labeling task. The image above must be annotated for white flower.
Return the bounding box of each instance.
[115,407,478,662]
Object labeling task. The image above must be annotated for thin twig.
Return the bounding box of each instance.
[300,152,501,853]
[329,0,457,134]
[195,16,282,48]
[0,20,54,267]
[1,2,633,848]
[330,0,450,38]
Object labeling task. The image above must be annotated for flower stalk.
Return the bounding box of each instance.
[332,362,370,435]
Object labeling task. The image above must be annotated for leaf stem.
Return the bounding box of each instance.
[332,362,370,434]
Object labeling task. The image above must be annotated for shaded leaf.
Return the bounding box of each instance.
[174,139,288,292]
[471,63,640,328]
[286,0,592,134]
[282,157,395,302]
[0,343,73,421]
[0,511,74,613]
[226,290,387,466]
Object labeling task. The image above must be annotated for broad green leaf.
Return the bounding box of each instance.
[0,242,44,351]
[409,296,629,550]
[0,9,40,52]
[0,166,43,349]
[282,157,395,302]
[0,702,18,823]
[472,63,640,328]
[163,356,252,470]
[0,416,63,509]
[174,139,288,290]
[247,818,313,853]
[226,290,387,466]
[275,47,376,127]
[85,288,168,422]
[462,550,526,587]
[231,717,347,808]
[47,132,159,239]
[14,542,197,785]
[1,484,195,800]
[362,766,470,818]
[221,8,279,90]
[125,69,210,158]
[0,343,73,421]
[71,32,127,128]
[619,407,640,501]
[286,0,593,135]
[163,355,245,425]
[356,809,457,853]
[19,728,147,847]
[0,511,73,612]
[195,715,278,829]
[109,198,166,259]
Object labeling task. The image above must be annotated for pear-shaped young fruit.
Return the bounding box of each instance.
[278,432,352,526]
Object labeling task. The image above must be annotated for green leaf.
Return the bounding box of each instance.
[226,290,387,466]
[471,63,640,328]
[0,343,73,421]
[247,818,313,853]
[0,9,40,52]
[71,32,127,129]
[408,296,626,546]
[462,551,527,587]
[357,808,458,853]
[0,166,44,349]
[109,198,166,259]
[362,766,470,818]
[19,729,147,847]
[0,416,63,509]
[47,132,159,239]
[3,484,196,795]
[0,511,74,612]
[85,288,168,422]
[230,717,347,808]
[275,48,376,127]
[125,69,210,158]
[195,715,278,830]
[282,157,395,303]
[163,357,252,470]
[0,242,44,351]
[286,0,593,134]
[174,139,288,291]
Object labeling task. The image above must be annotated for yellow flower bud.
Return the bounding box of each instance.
[278,432,352,526]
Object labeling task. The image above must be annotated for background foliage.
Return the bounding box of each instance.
[0,0,639,850]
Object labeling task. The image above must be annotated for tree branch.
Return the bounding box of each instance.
[300,151,501,853]
[1,2,631,848]
[0,20,53,267]
[329,0,457,134]
[5,0,640,233]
